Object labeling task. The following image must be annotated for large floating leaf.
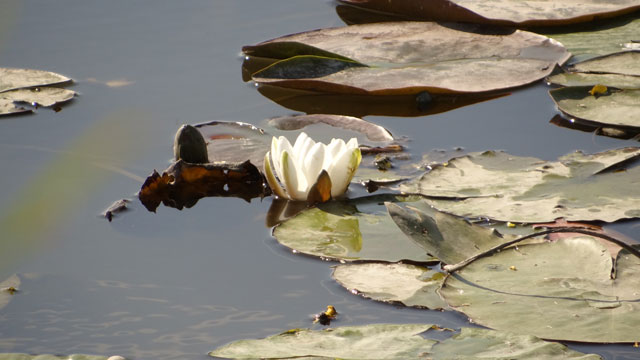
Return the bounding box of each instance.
[546,16,640,57]
[439,237,640,343]
[548,52,640,128]
[401,148,640,223]
[337,0,640,27]
[209,323,601,359]
[273,195,435,262]
[386,202,518,264]
[549,86,640,128]
[0,68,75,116]
[548,51,640,89]
[332,263,448,309]
[268,114,393,142]
[0,355,108,360]
[244,22,569,95]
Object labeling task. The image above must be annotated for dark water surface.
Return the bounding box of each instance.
[0,1,638,359]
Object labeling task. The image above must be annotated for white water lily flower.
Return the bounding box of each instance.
[264,132,362,202]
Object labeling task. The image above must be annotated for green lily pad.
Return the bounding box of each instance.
[547,17,640,57]
[332,262,448,309]
[549,86,640,128]
[244,22,569,95]
[386,202,519,264]
[209,323,601,359]
[548,51,640,89]
[0,355,109,360]
[400,148,640,223]
[337,0,640,27]
[0,68,75,116]
[273,195,436,262]
[0,274,20,310]
[439,237,640,343]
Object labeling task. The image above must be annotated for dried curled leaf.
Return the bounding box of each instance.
[138,160,266,212]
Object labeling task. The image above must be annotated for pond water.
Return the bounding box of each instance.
[0,1,638,359]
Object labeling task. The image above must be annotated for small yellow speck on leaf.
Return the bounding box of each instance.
[509,266,517,271]
[589,84,608,97]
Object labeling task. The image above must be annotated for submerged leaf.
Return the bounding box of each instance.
[244,22,569,95]
[439,237,640,343]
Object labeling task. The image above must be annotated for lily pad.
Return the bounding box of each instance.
[244,22,569,95]
[195,121,271,170]
[0,68,75,116]
[332,263,448,309]
[548,51,640,88]
[267,114,393,142]
[0,274,20,310]
[337,0,640,27]
[386,202,519,264]
[439,237,640,343]
[549,86,640,128]
[400,148,640,223]
[209,323,601,359]
[272,195,436,262]
[0,355,109,360]
[546,16,640,57]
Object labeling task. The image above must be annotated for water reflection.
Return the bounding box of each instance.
[255,84,510,118]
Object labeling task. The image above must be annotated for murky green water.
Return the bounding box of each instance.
[0,1,638,359]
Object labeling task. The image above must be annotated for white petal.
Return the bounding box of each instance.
[346,137,359,150]
[328,147,361,198]
[303,142,326,191]
[292,132,311,155]
[325,139,344,169]
[263,151,288,199]
[296,136,315,170]
[274,136,292,182]
[281,150,307,201]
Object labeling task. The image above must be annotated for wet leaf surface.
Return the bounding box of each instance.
[332,263,448,309]
[400,148,640,223]
[273,195,436,262]
[209,323,601,359]
[244,22,569,95]
[439,237,640,343]
[337,0,640,26]
[138,160,266,212]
